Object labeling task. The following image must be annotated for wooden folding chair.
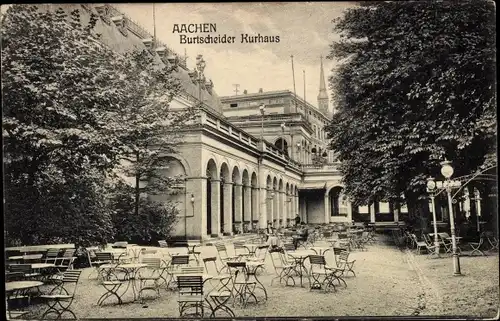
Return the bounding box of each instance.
[308,255,344,292]
[137,257,166,301]
[177,275,205,317]
[336,250,356,277]
[54,249,76,272]
[40,270,82,319]
[469,233,485,256]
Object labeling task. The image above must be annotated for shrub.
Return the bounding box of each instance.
[110,181,178,245]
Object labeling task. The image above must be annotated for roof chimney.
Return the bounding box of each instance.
[243,89,248,94]
[258,88,263,93]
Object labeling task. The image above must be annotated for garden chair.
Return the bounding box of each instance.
[207,278,235,318]
[226,261,257,308]
[233,241,252,260]
[179,266,205,274]
[202,257,232,301]
[165,255,190,289]
[422,234,440,257]
[177,275,204,317]
[9,264,41,281]
[139,248,158,262]
[269,250,295,287]
[308,255,345,293]
[203,257,220,274]
[336,250,356,277]
[54,249,77,272]
[485,232,499,251]
[469,233,485,256]
[245,245,268,270]
[337,233,351,251]
[93,252,115,281]
[97,266,125,306]
[45,248,62,264]
[214,243,240,273]
[6,271,25,282]
[187,242,202,264]
[39,269,82,319]
[282,243,296,253]
[137,257,166,302]
[437,233,461,254]
[410,234,427,254]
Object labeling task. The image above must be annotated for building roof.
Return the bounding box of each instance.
[40,4,223,113]
[220,90,330,121]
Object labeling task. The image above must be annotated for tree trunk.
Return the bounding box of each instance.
[404,191,431,234]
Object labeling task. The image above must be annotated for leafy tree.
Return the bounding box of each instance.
[2,5,133,246]
[110,49,195,218]
[325,0,496,229]
[104,48,196,244]
[108,180,179,244]
[2,5,191,245]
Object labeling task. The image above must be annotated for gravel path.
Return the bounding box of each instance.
[16,234,498,318]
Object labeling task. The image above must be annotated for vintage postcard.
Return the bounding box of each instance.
[2,2,497,320]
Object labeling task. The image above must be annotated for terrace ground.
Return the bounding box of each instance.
[17,234,499,319]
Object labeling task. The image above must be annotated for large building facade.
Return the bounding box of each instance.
[41,4,494,239]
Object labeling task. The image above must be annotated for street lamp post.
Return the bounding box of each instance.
[426,178,440,255]
[440,160,461,275]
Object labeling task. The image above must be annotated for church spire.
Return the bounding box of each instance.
[317,55,329,113]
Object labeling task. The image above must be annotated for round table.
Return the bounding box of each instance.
[116,263,148,301]
[287,250,314,287]
[309,246,331,256]
[6,280,44,304]
[6,281,44,292]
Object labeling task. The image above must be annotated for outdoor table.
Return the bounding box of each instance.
[287,250,313,287]
[244,244,264,256]
[309,246,331,256]
[6,280,44,303]
[6,244,74,253]
[32,263,59,281]
[244,261,267,303]
[115,263,148,302]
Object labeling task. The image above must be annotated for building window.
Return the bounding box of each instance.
[230,103,238,108]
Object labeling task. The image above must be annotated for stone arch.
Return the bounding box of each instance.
[242,169,250,186]
[220,163,230,183]
[274,137,289,156]
[329,186,348,217]
[232,166,241,185]
[266,175,273,189]
[206,159,218,179]
[148,156,187,210]
[251,172,258,187]
[325,183,344,195]
[231,166,242,234]
[159,154,192,177]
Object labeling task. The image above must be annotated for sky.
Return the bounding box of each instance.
[114,2,355,109]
